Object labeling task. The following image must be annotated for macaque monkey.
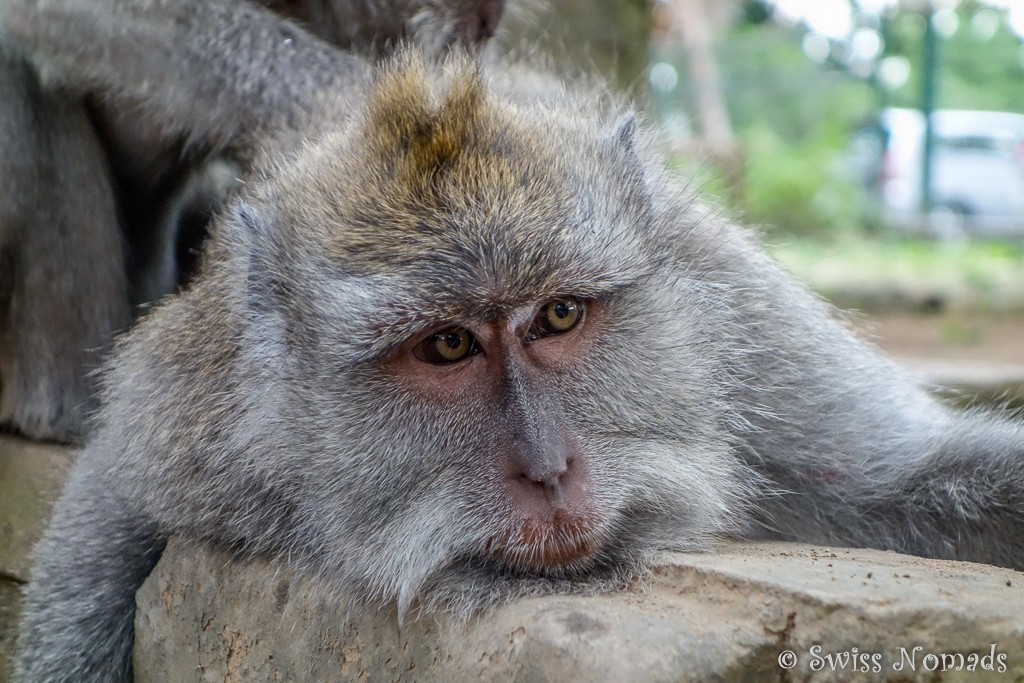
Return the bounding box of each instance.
[14,46,1024,680]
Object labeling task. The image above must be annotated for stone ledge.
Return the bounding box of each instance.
[0,435,73,677]
[0,435,73,581]
[135,539,1024,682]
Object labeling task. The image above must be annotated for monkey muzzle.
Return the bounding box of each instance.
[484,509,604,572]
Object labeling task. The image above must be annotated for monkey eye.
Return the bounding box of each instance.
[527,298,584,341]
[413,326,480,364]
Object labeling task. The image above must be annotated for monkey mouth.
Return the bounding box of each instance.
[484,514,604,573]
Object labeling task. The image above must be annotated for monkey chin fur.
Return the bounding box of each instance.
[484,515,605,573]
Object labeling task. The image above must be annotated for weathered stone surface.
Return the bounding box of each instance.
[4,412,1023,682]
[0,578,23,681]
[0,434,74,581]
[136,540,1024,682]
[0,434,74,679]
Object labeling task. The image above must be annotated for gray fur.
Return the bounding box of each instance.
[14,47,1024,683]
[0,44,129,442]
[0,0,503,442]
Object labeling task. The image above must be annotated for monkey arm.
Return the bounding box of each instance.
[244,0,506,54]
[667,221,1024,570]
[1,0,369,152]
[868,416,1024,568]
[748,404,1024,565]
[0,49,131,442]
[14,453,165,682]
[762,415,1024,570]
[712,244,1024,569]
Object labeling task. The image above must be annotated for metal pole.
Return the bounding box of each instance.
[921,2,938,216]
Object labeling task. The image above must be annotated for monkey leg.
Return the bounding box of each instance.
[14,454,164,682]
[0,50,130,443]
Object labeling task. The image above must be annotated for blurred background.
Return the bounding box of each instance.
[503,0,1024,407]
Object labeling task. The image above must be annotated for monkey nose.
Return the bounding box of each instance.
[520,464,568,504]
[513,446,573,505]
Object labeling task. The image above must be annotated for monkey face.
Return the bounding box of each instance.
[391,297,604,573]
[145,53,757,616]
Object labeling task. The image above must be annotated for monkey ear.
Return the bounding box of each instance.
[234,203,285,317]
[602,112,645,172]
[602,112,647,178]
[610,112,639,152]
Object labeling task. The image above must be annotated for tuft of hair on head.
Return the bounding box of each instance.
[363,49,490,181]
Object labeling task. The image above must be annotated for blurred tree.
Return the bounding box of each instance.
[498,0,652,90]
[655,0,740,165]
[655,11,876,236]
[886,1,1024,113]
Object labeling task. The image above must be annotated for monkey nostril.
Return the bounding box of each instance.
[516,456,573,505]
[520,468,564,487]
[517,471,566,506]
[475,16,491,42]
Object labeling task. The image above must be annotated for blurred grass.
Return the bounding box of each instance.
[766,238,1024,314]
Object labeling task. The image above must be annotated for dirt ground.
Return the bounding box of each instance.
[849,312,1024,366]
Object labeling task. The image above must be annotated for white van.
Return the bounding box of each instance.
[877,108,1024,238]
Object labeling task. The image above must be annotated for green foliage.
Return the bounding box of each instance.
[661,2,1024,240]
[717,22,875,140]
[886,2,1024,113]
[737,120,868,236]
[663,21,877,237]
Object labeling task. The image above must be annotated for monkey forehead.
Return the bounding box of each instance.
[269,53,653,295]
